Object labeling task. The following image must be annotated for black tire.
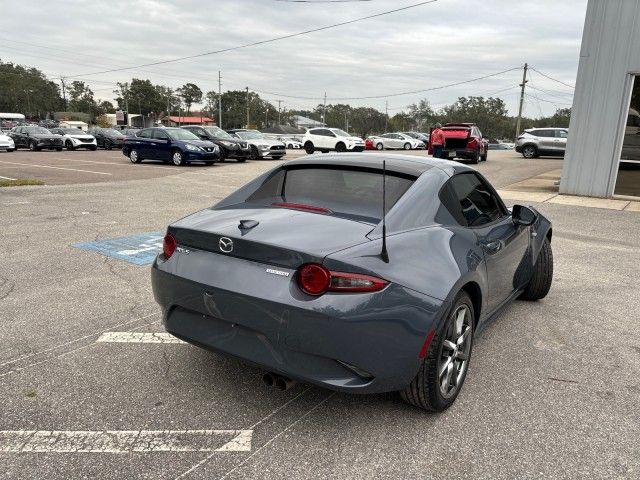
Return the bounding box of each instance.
[404,142,411,150]
[249,145,260,160]
[236,157,247,163]
[66,140,75,151]
[273,155,284,160]
[335,142,346,153]
[520,238,553,301]
[171,149,185,166]
[89,145,97,151]
[481,150,487,162]
[219,149,226,162]
[204,161,215,166]
[29,141,38,152]
[470,149,480,164]
[401,291,474,412]
[376,142,384,150]
[522,145,538,159]
[129,149,142,164]
[55,147,63,151]
[304,142,314,154]
[105,141,112,151]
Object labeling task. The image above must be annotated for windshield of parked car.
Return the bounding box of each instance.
[204,126,233,139]
[330,129,350,137]
[167,129,200,140]
[235,131,263,140]
[245,167,415,223]
[63,128,85,134]
[103,129,124,137]
[25,127,50,134]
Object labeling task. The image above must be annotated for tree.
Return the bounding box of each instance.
[113,79,166,116]
[388,112,412,132]
[349,107,386,138]
[438,96,510,140]
[94,115,112,128]
[177,83,203,113]
[408,99,436,130]
[0,59,62,118]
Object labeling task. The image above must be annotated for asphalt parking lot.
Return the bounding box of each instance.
[0,149,638,479]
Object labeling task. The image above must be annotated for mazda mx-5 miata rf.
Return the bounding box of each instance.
[152,153,553,411]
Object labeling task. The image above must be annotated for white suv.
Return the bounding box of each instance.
[303,128,365,154]
[515,128,568,158]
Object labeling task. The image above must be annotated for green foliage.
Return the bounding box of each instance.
[0,179,45,187]
[0,59,62,118]
[94,115,112,128]
[177,83,203,113]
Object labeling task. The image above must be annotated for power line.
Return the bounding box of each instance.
[249,66,520,101]
[61,0,439,79]
[529,67,575,89]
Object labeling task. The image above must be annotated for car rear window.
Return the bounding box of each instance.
[246,166,415,223]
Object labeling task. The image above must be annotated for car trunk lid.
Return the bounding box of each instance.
[169,207,374,268]
[443,127,471,149]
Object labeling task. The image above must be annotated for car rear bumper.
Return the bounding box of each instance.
[151,251,446,394]
[261,149,286,158]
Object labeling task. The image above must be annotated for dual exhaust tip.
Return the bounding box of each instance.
[262,372,296,391]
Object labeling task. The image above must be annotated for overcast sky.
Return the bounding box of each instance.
[0,0,587,117]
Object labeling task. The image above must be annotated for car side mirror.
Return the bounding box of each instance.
[512,205,537,226]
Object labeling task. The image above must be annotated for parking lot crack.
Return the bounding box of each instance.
[0,276,15,301]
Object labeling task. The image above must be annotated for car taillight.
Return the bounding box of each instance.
[467,138,479,149]
[163,233,177,259]
[297,263,388,296]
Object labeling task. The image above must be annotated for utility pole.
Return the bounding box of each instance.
[277,100,282,125]
[265,106,268,127]
[345,112,348,132]
[60,77,67,111]
[515,63,528,141]
[385,100,388,131]
[322,92,327,125]
[218,71,222,128]
[246,87,250,128]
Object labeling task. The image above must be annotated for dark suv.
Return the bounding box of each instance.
[9,126,63,151]
[88,127,126,150]
[181,125,249,162]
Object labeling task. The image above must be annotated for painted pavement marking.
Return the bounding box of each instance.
[0,429,252,453]
[73,231,163,265]
[96,332,185,344]
[0,160,112,175]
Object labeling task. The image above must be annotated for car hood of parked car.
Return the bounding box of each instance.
[247,137,284,146]
[177,139,218,148]
[0,134,13,141]
[67,134,95,139]
[28,133,63,139]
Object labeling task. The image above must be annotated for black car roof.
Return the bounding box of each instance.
[284,153,469,177]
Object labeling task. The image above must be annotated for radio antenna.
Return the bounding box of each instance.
[380,159,389,263]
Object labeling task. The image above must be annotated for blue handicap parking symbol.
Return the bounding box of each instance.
[73,231,165,265]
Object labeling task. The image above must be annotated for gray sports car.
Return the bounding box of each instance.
[151,153,553,411]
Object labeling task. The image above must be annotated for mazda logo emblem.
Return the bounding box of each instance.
[219,237,234,253]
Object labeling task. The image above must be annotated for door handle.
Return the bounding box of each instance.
[482,240,502,254]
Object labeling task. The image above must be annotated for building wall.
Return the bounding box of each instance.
[561,0,640,197]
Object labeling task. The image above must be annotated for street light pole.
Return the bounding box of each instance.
[277,100,282,125]
[246,87,250,128]
[218,71,222,128]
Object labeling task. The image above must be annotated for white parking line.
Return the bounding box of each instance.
[96,332,184,344]
[0,175,16,180]
[59,158,178,170]
[0,429,252,453]
[0,160,112,176]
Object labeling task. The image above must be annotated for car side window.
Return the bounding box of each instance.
[445,173,507,227]
[536,129,553,138]
[556,130,568,139]
[138,129,152,138]
[153,129,169,140]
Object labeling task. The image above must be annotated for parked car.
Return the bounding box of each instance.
[227,129,286,160]
[440,123,488,163]
[88,127,126,150]
[9,126,63,151]
[152,153,553,412]
[515,128,568,159]
[50,128,97,151]
[371,133,422,150]
[181,125,250,162]
[365,136,381,150]
[402,131,430,148]
[302,128,365,154]
[0,131,15,152]
[488,143,513,150]
[278,137,303,149]
[122,127,220,166]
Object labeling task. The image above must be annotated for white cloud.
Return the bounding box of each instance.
[0,0,586,116]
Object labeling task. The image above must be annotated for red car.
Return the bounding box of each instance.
[440,123,488,163]
[364,137,378,150]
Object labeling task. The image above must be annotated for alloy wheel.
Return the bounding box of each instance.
[172,151,184,166]
[129,150,139,163]
[523,146,536,158]
[438,305,473,399]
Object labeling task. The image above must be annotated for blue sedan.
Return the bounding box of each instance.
[122,127,220,166]
[151,154,553,411]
